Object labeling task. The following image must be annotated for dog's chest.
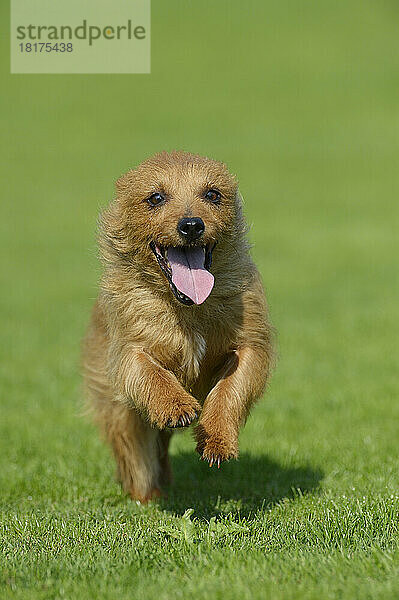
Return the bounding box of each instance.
[179,330,207,385]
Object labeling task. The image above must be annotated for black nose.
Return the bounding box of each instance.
[177,217,205,242]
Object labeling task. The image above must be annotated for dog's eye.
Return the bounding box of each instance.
[204,189,221,204]
[146,192,165,207]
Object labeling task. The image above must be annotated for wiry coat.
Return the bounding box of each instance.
[83,151,274,502]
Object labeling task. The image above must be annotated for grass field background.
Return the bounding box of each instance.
[1,1,399,598]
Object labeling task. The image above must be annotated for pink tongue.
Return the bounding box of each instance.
[167,247,214,305]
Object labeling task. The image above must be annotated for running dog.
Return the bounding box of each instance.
[83,151,273,502]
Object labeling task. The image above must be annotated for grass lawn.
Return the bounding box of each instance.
[1,1,399,598]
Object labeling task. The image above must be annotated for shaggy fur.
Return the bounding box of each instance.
[83,151,274,503]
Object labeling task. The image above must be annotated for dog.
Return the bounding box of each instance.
[83,151,274,502]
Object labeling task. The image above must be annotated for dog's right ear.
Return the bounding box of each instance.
[115,170,134,198]
[99,198,132,256]
[98,169,138,257]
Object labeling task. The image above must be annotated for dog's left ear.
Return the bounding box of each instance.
[233,190,249,238]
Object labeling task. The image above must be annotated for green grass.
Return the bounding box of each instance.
[1,0,399,598]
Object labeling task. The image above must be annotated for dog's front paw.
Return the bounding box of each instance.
[165,403,199,429]
[153,396,201,430]
[198,438,238,467]
[195,425,238,468]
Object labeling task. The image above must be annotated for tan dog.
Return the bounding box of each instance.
[83,151,273,502]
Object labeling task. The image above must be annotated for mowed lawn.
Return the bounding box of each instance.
[1,1,399,598]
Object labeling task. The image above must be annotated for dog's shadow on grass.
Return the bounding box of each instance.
[161,451,323,519]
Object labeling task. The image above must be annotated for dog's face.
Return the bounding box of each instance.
[103,151,240,306]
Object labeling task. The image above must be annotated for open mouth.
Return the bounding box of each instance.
[150,242,215,305]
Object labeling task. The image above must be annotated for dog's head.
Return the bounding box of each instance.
[101,151,244,306]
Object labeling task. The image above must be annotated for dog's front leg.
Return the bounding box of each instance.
[195,346,269,466]
[114,348,202,429]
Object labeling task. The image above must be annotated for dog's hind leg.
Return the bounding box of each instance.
[100,401,163,503]
[158,429,173,487]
